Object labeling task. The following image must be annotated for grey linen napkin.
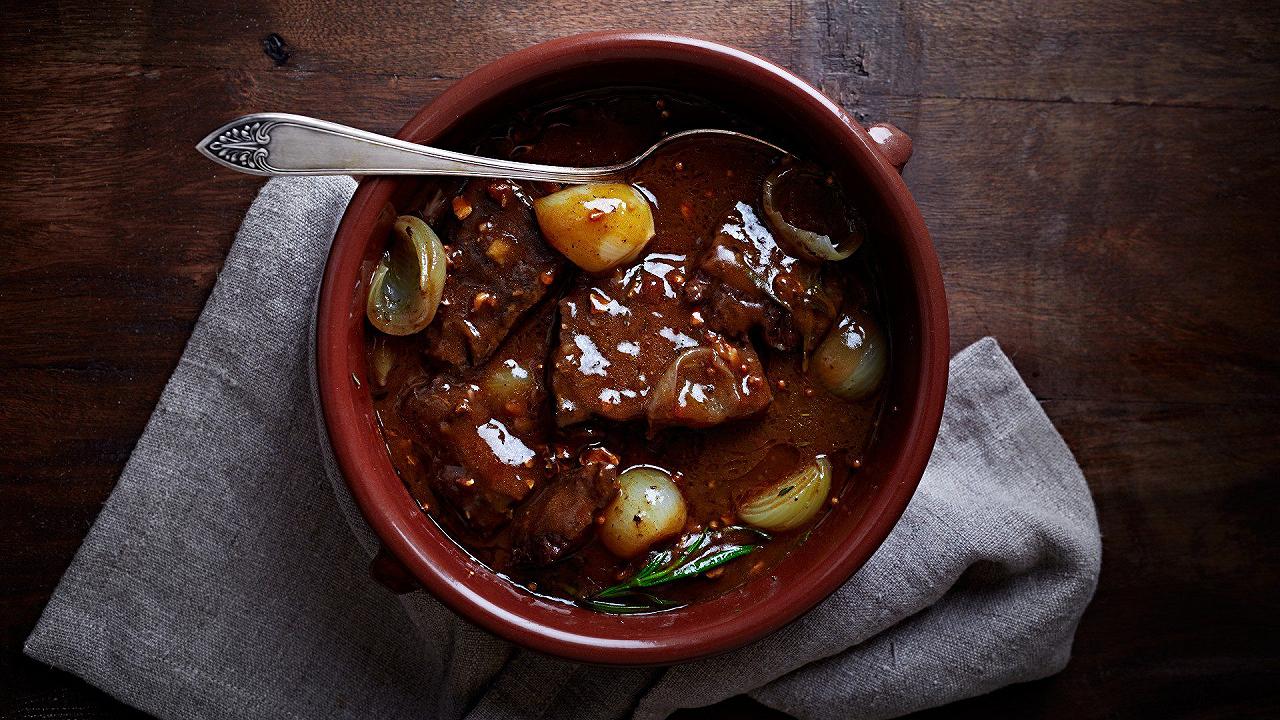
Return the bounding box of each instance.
[26,177,1101,720]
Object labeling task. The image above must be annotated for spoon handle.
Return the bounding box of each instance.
[196,113,621,183]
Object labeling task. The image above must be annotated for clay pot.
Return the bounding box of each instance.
[316,31,947,665]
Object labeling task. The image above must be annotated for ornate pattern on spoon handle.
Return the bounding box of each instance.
[203,120,278,173]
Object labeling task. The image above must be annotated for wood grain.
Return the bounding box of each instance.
[1,0,1277,718]
[797,0,1280,109]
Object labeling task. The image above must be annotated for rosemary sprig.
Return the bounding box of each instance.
[578,593,683,614]
[581,526,770,613]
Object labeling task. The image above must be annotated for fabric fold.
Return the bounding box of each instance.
[26,177,1100,720]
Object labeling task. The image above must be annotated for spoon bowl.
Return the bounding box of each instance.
[197,112,787,182]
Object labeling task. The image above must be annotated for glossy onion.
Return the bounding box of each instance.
[762,165,862,262]
[367,215,447,336]
[646,347,743,428]
[738,455,832,532]
[533,183,655,273]
[600,466,688,559]
[484,360,534,407]
[811,310,887,400]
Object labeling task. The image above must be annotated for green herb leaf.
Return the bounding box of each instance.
[583,526,770,612]
[579,593,683,614]
[667,544,759,582]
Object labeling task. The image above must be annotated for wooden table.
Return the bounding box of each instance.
[2,2,1277,717]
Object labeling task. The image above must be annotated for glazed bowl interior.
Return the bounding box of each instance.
[317,33,947,665]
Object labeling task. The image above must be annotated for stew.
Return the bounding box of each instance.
[365,89,888,613]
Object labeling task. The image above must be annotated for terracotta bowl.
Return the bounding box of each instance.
[316,31,948,665]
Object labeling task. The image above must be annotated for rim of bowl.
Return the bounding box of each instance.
[316,30,948,665]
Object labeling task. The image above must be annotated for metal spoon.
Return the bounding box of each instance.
[196,113,786,182]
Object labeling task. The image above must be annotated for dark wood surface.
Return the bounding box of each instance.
[2,1,1278,717]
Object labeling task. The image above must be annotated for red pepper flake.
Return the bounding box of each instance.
[775,379,788,391]
[486,181,514,208]
[581,446,620,466]
[674,161,684,172]
[451,196,472,220]
[539,269,556,285]
[472,291,497,311]
[679,202,693,220]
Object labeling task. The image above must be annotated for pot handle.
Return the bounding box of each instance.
[370,543,421,594]
[867,123,912,172]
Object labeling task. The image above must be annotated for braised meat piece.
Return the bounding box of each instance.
[552,251,771,428]
[687,201,842,353]
[510,451,620,567]
[401,304,555,533]
[424,179,566,366]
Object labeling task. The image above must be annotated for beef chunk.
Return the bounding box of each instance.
[401,305,555,533]
[552,251,771,427]
[510,453,619,567]
[424,179,566,366]
[689,201,842,353]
